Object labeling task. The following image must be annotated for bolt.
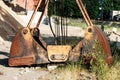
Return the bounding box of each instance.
[23,29,28,34]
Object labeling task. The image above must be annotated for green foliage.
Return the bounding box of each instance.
[90,38,120,80]
[90,41,109,80]
[48,0,82,18]
[67,18,87,28]
[107,49,120,80]
[102,0,112,19]
[113,0,120,10]
[48,0,120,19]
[48,1,54,16]
[83,0,120,19]
[64,0,82,18]
[83,0,99,19]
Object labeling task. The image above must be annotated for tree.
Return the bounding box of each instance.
[112,0,120,10]
[48,0,120,19]
[84,0,99,19]
[48,0,82,18]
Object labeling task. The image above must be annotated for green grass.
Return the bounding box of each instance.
[67,19,120,80]
[38,39,119,80]
[89,41,110,80]
[47,40,119,80]
[67,18,87,28]
[67,18,120,31]
[39,18,120,80]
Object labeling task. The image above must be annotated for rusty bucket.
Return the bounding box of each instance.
[9,0,50,66]
[9,27,50,66]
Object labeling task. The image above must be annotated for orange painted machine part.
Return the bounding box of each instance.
[94,27,112,64]
[69,26,112,64]
[9,0,49,66]
[9,27,49,66]
[76,0,112,64]
[9,27,35,66]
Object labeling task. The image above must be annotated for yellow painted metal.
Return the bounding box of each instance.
[47,45,72,62]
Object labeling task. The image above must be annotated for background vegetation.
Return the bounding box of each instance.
[48,0,120,20]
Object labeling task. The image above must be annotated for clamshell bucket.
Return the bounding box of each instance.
[9,0,112,66]
[9,27,50,66]
[69,26,112,64]
[9,0,50,66]
[75,0,112,64]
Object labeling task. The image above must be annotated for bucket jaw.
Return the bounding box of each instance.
[69,26,112,64]
[9,27,50,66]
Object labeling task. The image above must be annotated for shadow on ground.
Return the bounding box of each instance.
[0,51,9,67]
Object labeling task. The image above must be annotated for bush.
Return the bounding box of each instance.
[48,0,82,18]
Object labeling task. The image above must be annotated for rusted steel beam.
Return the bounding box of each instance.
[27,0,42,28]
[36,0,49,28]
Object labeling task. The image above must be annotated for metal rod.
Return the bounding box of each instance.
[79,0,93,26]
[58,17,60,44]
[48,16,57,41]
[65,17,68,44]
[60,15,63,45]
[27,0,42,28]
[36,0,49,28]
[76,0,93,26]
